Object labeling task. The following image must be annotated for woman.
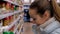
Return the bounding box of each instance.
[29,0,60,34]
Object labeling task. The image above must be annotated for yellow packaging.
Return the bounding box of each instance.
[3,17,9,26]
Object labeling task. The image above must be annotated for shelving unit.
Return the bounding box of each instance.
[3,0,20,6]
[18,24,23,34]
[0,0,23,34]
[0,13,24,33]
[0,15,20,29]
[0,11,22,19]
[3,0,14,4]
[13,19,23,34]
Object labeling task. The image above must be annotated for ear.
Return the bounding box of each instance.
[42,10,50,20]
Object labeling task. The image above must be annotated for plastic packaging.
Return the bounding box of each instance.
[3,31,14,34]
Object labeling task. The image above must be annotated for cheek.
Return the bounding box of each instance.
[29,11,32,16]
[35,17,44,25]
[35,19,41,24]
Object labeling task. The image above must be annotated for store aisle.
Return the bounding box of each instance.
[21,23,34,34]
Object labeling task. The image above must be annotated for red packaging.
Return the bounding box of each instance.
[9,25,15,31]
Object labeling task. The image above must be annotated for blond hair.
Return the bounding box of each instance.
[51,0,60,21]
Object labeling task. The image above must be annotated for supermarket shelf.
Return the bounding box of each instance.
[8,15,21,30]
[0,16,20,32]
[14,11,22,14]
[14,15,24,34]
[0,13,13,19]
[18,24,23,34]
[13,20,21,33]
[4,0,13,4]
[0,13,23,30]
[3,0,19,6]
[0,11,22,19]
[0,15,20,30]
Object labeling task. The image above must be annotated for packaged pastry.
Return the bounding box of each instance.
[10,4,14,12]
[1,3,7,14]
[9,15,13,23]
[3,17,9,26]
[5,2,11,13]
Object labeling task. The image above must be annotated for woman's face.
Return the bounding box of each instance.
[29,9,50,25]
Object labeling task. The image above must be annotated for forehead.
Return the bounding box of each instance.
[29,9,37,17]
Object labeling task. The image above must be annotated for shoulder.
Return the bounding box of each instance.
[44,20,60,34]
[51,28,60,34]
[51,21,60,34]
